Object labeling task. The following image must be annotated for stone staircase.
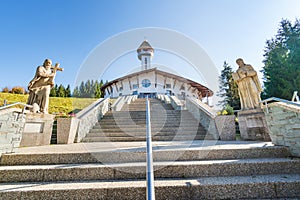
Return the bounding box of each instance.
[0,97,299,199]
[0,141,299,199]
[82,98,207,142]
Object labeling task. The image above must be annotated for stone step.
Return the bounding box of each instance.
[89,128,206,134]
[82,135,206,142]
[97,124,201,129]
[103,116,195,121]
[90,124,206,133]
[1,158,299,183]
[104,111,193,115]
[0,174,299,199]
[85,131,206,138]
[102,111,193,115]
[95,123,204,129]
[87,130,206,137]
[99,118,199,123]
[0,145,290,165]
[98,120,200,125]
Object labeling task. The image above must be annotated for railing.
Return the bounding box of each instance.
[146,96,155,200]
[261,97,300,113]
[0,102,33,118]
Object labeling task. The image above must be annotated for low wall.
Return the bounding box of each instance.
[185,97,219,139]
[0,108,25,155]
[75,98,109,142]
[111,96,126,111]
[264,102,300,157]
[169,96,183,110]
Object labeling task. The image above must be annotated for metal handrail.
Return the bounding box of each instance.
[146,96,155,200]
[0,102,33,120]
[261,97,300,113]
[0,102,33,111]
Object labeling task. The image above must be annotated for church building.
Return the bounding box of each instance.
[101,40,213,100]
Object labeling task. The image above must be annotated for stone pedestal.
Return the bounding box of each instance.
[238,109,271,141]
[20,113,54,147]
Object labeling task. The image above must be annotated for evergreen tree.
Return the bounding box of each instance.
[73,79,105,98]
[73,86,80,97]
[65,84,71,97]
[262,19,300,99]
[217,61,240,110]
[50,84,58,97]
[85,80,92,97]
[94,80,101,98]
[57,84,66,97]
[79,81,86,97]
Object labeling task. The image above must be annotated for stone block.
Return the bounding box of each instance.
[57,118,79,144]
[215,115,236,140]
[238,109,271,141]
[20,113,54,147]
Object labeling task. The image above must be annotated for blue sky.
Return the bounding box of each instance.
[0,0,299,92]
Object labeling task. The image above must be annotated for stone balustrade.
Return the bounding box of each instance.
[169,95,183,110]
[75,98,109,142]
[264,102,300,157]
[185,97,219,139]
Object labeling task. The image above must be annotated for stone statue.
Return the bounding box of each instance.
[232,58,262,110]
[27,59,63,114]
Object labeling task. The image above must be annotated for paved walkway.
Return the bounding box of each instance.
[13,140,274,154]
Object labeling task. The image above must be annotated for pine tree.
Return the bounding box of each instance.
[73,86,80,97]
[217,61,240,110]
[262,18,300,99]
[73,79,105,98]
[65,84,71,97]
[57,84,66,97]
[94,80,101,98]
[50,84,58,97]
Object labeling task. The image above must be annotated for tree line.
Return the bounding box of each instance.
[73,80,105,98]
[218,18,300,110]
[1,79,105,98]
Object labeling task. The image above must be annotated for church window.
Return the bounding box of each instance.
[133,84,138,89]
[165,84,171,89]
[142,79,151,88]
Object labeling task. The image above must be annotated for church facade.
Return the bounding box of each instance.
[101,40,213,100]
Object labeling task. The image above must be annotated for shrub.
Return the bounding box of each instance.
[217,104,234,115]
[2,87,10,93]
[11,86,25,94]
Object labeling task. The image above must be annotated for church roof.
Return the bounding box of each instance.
[137,40,154,52]
[101,68,213,97]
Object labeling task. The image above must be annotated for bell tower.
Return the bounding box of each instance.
[137,40,154,70]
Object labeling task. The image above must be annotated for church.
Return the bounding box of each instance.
[101,40,213,101]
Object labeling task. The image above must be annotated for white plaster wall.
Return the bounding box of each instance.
[107,71,201,99]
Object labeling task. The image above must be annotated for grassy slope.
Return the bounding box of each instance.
[0,93,97,114]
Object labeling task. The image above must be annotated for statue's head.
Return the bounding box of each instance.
[236,58,245,67]
[43,59,52,67]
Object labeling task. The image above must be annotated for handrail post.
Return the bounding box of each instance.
[146,96,155,200]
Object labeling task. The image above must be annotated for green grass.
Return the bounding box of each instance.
[0,93,97,114]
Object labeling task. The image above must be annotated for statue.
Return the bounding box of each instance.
[27,59,63,114]
[232,58,262,110]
